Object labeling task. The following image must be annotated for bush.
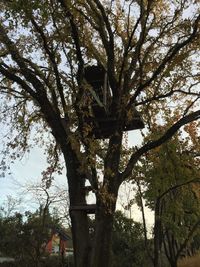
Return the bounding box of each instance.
[0,255,74,267]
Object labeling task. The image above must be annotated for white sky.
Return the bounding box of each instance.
[0,126,154,229]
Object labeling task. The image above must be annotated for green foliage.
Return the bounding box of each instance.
[135,131,200,265]
[0,212,23,259]
[0,206,61,265]
[0,256,74,267]
[137,132,200,208]
[112,210,151,267]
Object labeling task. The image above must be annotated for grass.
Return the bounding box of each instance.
[178,253,200,267]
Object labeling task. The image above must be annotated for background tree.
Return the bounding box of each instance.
[134,129,200,267]
[88,210,151,267]
[25,179,70,227]
[0,182,69,266]
[0,205,61,267]
[112,210,151,267]
[0,1,199,266]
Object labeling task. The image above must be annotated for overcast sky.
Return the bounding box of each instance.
[0,128,154,229]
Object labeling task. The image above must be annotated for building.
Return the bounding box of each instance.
[46,227,73,256]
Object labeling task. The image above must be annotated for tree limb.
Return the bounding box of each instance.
[30,17,67,115]
[121,109,200,180]
[130,13,200,103]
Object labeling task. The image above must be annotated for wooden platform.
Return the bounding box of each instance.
[90,105,144,139]
[69,204,96,214]
[81,65,145,139]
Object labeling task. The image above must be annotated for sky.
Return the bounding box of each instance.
[0,143,68,212]
[0,128,154,230]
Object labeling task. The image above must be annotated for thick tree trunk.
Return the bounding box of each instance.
[63,149,91,267]
[61,135,120,267]
[90,184,119,267]
[70,211,91,266]
[90,210,114,267]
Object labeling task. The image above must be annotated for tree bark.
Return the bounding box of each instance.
[62,148,91,267]
[70,211,91,266]
[168,259,177,267]
[154,198,162,267]
[90,200,117,267]
[88,179,119,267]
[65,158,119,267]
[91,211,114,267]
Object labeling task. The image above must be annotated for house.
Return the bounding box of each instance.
[46,227,73,256]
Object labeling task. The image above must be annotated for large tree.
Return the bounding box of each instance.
[0,1,199,266]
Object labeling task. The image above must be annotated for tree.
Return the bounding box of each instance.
[135,130,200,267]
[112,210,151,267]
[0,1,199,266]
[0,206,61,267]
[88,210,150,266]
[0,190,72,267]
[25,179,70,227]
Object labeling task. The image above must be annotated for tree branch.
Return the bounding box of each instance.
[0,64,37,99]
[158,178,200,202]
[121,109,200,180]
[30,17,67,115]
[131,13,200,103]
[0,23,47,96]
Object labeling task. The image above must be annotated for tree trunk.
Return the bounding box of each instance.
[70,211,91,266]
[164,230,178,267]
[169,259,177,267]
[154,198,162,267]
[62,137,120,267]
[90,184,119,267]
[90,210,114,267]
[63,149,91,267]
